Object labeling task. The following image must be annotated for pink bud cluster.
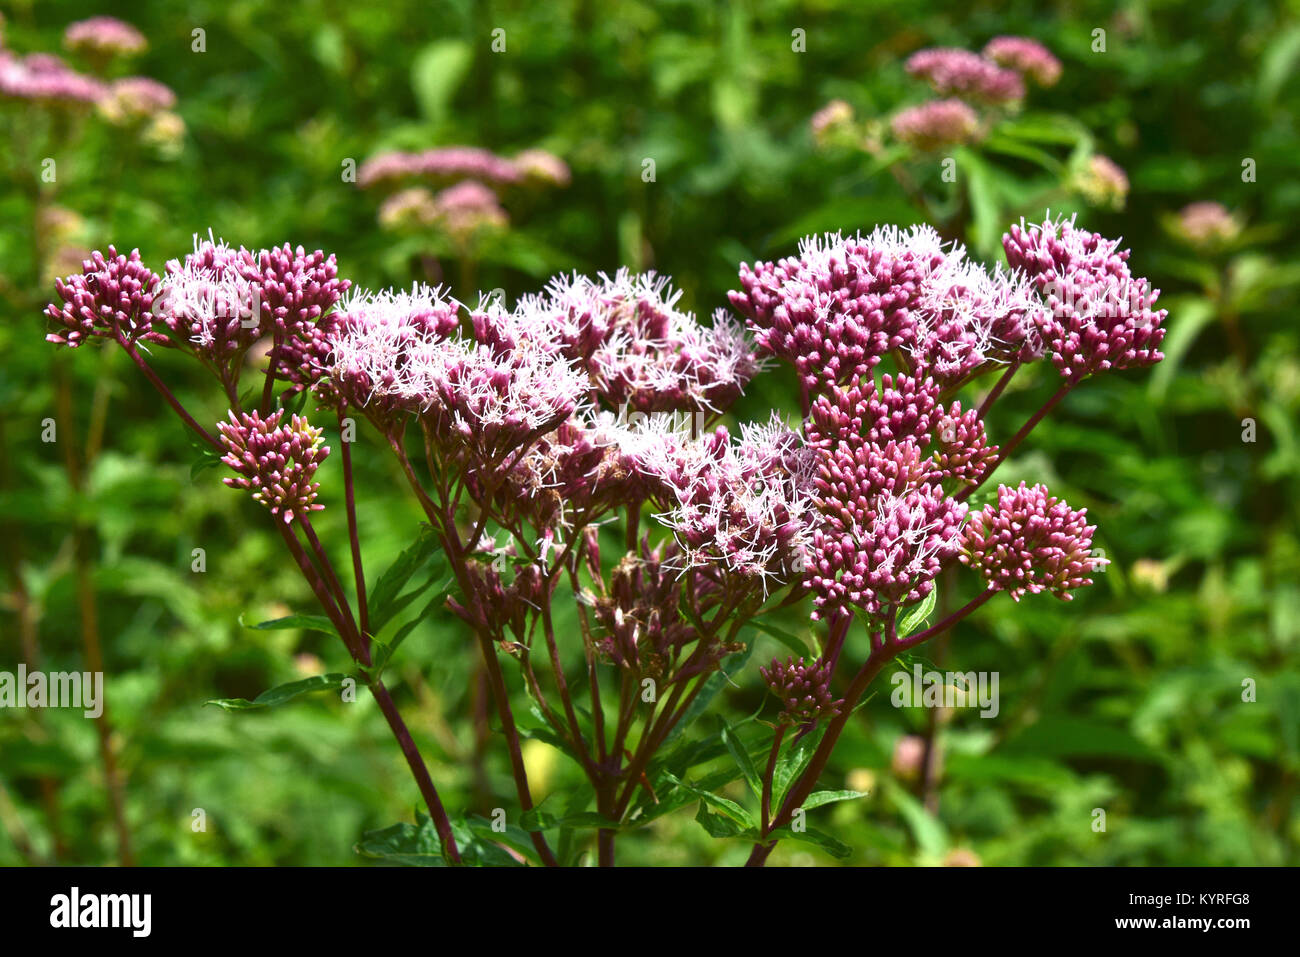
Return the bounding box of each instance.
[959,482,1104,600]
[217,410,330,523]
[45,247,161,347]
[593,540,730,679]
[63,16,146,57]
[890,98,980,151]
[760,656,843,725]
[982,36,1062,87]
[0,49,105,103]
[1003,215,1166,382]
[358,147,526,189]
[905,48,1025,105]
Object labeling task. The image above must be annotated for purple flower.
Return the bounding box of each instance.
[1003,216,1166,382]
[905,48,1025,104]
[730,226,956,394]
[45,247,161,348]
[100,76,176,121]
[357,147,522,189]
[64,17,147,57]
[761,656,843,725]
[809,481,967,621]
[0,50,106,104]
[217,410,330,523]
[628,413,816,587]
[519,269,765,414]
[158,234,262,360]
[313,284,462,412]
[909,258,1049,383]
[982,36,1062,87]
[959,482,1104,600]
[429,180,509,242]
[891,98,981,151]
[1175,201,1242,247]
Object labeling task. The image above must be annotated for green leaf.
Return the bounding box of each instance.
[897,587,938,639]
[694,801,756,839]
[368,524,445,634]
[721,722,763,798]
[780,824,853,860]
[884,780,948,859]
[355,819,447,867]
[411,40,471,127]
[800,789,870,811]
[771,723,826,811]
[241,612,339,637]
[745,617,814,656]
[663,771,756,829]
[205,673,349,711]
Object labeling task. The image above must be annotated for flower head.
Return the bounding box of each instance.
[891,98,981,151]
[158,234,262,360]
[64,17,146,57]
[217,410,330,522]
[730,226,957,394]
[1003,216,1166,382]
[959,482,1104,600]
[512,149,571,188]
[1072,154,1129,210]
[45,247,161,347]
[982,36,1061,87]
[761,656,843,725]
[905,48,1025,104]
[0,50,105,104]
[1175,201,1242,248]
[99,76,176,122]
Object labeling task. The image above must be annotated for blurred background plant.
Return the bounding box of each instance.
[0,0,1296,865]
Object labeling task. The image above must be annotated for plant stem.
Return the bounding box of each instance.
[119,342,221,451]
[368,679,461,864]
[339,409,369,643]
[958,383,1072,501]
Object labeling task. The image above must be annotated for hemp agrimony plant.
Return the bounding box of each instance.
[42,211,1166,866]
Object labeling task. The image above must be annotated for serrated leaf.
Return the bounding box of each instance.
[771,723,826,811]
[206,672,349,711]
[369,525,445,634]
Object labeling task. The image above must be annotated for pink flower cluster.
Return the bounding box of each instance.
[45,247,161,347]
[760,656,843,725]
[0,48,105,103]
[890,98,980,151]
[157,235,350,383]
[887,36,1061,152]
[357,146,569,238]
[1003,216,1166,382]
[905,48,1025,105]
[217,410,330,523]
[523,269,764,413]
[63,16,146,57]
[982,36,1062,87]
[960,482,1103,600]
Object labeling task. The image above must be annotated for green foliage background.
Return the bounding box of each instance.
[0,0,1297,865]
